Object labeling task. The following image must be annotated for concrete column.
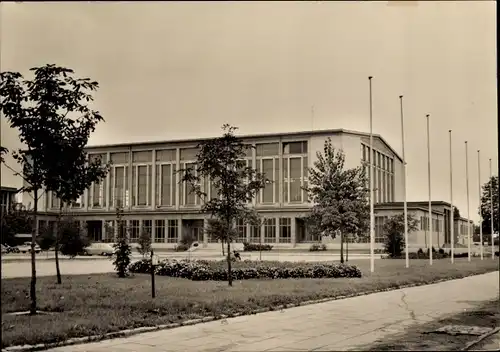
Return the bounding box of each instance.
[203,218,208,247]
[291,217,296,247]
[175,148,180,210]
[151,149,156,209]
[260,220,265,244]
[275,217,280,244]
[106,152,111,211]
[177,218,182,244]
[101,221,106,242]
[246,223,251,242]
[151,219,156,243]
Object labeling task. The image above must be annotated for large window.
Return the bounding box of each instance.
[143,220,152,236]
[110,152,129,208]
[283,141,308,204]
[264,218,276,243]
[236,219,247,243]
[132,151,152,207]
[154,220,165,243]
[279,218,291,243]
[129,220,140,242]
[168,220,178,243]
[256,143,279,204]
[89,154,107,208]
[155,149,177,207]
[250,224,261,243]
[374,216,387,243]
[361,145,395,204]
[180,148,201,207]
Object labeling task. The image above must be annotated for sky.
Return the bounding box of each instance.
[0,1,497,221]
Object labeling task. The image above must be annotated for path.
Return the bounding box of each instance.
[1,254,371,278]
[46,271,499,352]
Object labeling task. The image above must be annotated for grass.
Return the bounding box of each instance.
[358,299,500,351]
[1,258,498,349]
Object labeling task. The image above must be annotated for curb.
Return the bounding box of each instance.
[1,271,496,352]
[464,327,500,351]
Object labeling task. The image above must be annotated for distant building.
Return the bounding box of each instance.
[1,186,18,215]
[21,128,473,249]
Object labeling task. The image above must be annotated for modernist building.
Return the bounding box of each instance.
[26,129,473,249]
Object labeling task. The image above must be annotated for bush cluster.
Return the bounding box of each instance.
[175,244,189,252]
[242,242,273,252]
[128,259,362,281]
[309,243,327,252]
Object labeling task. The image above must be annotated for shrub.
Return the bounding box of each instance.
[438,248,445,255]
[243,242,273,252]
[309,243,327,252]
[129,259,362,280]
[59,221,91,258]
[417,248,424,254]
[175,243,189,252]
[137,230,152,257]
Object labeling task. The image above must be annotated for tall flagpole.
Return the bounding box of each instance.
[477,150,483,259]
[449,130,454,264]
[369,76,375,273]
[465,141,471,261]
[400,96,409,268]
[489,158,494,259]
[426,114,433,265]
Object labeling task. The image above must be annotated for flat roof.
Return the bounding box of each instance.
[86,128,403,163]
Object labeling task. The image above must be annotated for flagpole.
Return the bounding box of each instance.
[369,76,375,273]
[449,130,454,264]
[478,150,483,259]
[426,114,433,265]
[489,158,494,259]
[465,141,471,261]
[400,95,409,268]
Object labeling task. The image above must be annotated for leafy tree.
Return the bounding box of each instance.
[180,124,267,286]
[304,138,369,263]
[453,207,461,220]
[479,175,498,235]
[1,65,105,313]
[383,213,419,258]
[0,146,7,163]
[37,224,55,251]
[205,218,238,255]
[1,203,32,245]
[58,218,91,258]
[112,206,131,277]
[244,209,265,260]
[137,229,152,258]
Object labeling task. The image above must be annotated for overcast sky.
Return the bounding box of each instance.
[0,1,497,221]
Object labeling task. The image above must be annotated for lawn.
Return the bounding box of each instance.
[1,258,498,349]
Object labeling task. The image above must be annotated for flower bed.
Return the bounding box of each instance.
[128,259,362,280]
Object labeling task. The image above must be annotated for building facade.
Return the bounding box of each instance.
[24,129,471,249]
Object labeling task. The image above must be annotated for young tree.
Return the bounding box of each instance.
[244,209,265,260]
[304,138,369,263]
[383,213,419,258]
[1,65,105,314]
[58,217,91,258]
[137,229,152,258]
[480,176,498,235]
[205,218,237,255]
[112,206,131,277]
[180,124,267,286]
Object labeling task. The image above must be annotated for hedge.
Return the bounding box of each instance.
[242,242,273,252]
[128,259,362,281]
[382,249,480,260]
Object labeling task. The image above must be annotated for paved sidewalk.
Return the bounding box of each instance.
[44,271,499,352]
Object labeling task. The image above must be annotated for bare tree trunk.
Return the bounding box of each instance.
[340,231,344,263]
[55,203,63,284]
[221,239,225,256]
[30,187,38,315]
